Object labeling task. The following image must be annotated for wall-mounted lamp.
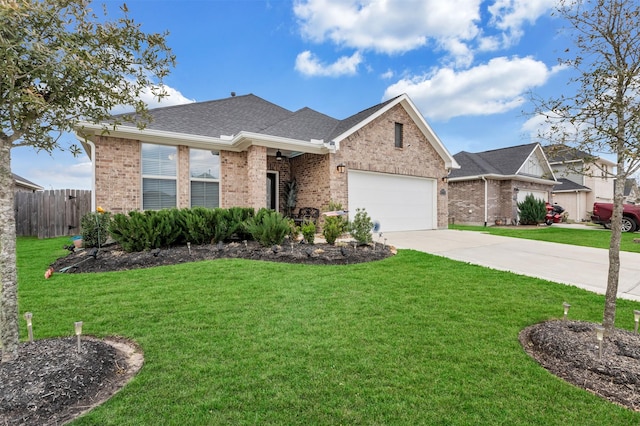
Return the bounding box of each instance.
[276,150,283,161]
[337,163,346,174]
[514,187,519,192]
[442,176,448,183]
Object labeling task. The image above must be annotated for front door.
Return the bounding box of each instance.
[266,172,278,210]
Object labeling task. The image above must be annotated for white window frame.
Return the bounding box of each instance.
[189,149,220,208]
[141,143,177,210]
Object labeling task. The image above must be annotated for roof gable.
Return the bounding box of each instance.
[450,143,554,181]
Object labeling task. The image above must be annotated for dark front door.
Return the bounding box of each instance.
[266,172,277,210]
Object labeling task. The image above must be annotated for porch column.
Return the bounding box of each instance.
[246,145,267,210]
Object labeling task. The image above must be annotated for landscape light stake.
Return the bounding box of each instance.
[24,312,33,343]
[595,325,605,360]
[75,321,83,352]
[634,310,640,334]
[187,242,191,255]
[563,302,571,321]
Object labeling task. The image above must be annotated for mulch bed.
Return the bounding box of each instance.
[520,320,640,411]
[49,239,396,274]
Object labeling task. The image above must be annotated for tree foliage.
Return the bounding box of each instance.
[532,0,640,332]
[0,0,175,361]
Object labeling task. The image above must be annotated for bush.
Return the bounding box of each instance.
[81,211,111,248]
[244,209,290,246]
[322,201,348,245]
[517,194,547,225]
[349,208,373,244]
[300,220,316,244]
[109,209,183,252]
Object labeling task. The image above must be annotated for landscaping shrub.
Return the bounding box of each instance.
[226,207,255,241]
[300,220,316,244]
[349,207,373,244]
[244,209,290,246]
[322,201,348,245]
[517,194,547,225]
[80,211,111,248]
[181,207,216,244]
[109,209,183,252]
[287,218,300,242]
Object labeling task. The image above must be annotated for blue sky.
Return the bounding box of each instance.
[12,0,570,189]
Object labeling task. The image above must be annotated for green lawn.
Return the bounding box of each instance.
[16,236,640,425]
[451,224,640,253]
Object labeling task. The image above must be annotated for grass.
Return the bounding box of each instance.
[16,236,640,425]
[451,224,640,253]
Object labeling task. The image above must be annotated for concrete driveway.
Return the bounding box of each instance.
[384,229,640,302]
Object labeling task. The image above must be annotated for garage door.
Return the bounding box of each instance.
[348,170,436,232]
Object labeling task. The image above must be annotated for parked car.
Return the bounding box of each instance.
[591,202,640,232]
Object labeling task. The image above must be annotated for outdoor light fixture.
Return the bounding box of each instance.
[595,325,605,360]
[337,163,346,174]
[634,310,640,334]
[24,312,33,343]
[276,150,283,161]
[442,176,448,183]
[563,302,571,321]
[75,321,83,352]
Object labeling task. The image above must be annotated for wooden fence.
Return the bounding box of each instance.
[14,189,92,238]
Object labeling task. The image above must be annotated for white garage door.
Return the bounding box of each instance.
[348,170,436,232]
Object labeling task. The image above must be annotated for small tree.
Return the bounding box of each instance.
[517,195,547,225]
[0,0,175,361]
[349,208,374,244]
[532,0,640,333]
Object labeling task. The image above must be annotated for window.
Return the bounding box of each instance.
[394,122,403,148]
[142,143,177,210]
[190,149,220,208]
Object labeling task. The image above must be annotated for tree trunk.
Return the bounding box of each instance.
[602,160,625,334]
[0,138,19,362]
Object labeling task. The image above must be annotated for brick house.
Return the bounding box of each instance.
[75,93,458,232]
[13,173,43,193]
[543,144,615,221]
[448,143,557,226]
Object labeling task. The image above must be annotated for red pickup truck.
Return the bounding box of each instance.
[591,202,640,232]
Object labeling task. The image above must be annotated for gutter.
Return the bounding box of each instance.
[481,176,488,227]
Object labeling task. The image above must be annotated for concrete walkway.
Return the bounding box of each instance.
[384,229,640,302]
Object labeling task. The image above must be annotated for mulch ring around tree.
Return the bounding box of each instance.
[520,320,640,411]
[0,336,143,425]
[49,239,396,274]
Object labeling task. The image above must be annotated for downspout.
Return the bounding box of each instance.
[481,176,488,227]
[87,140,96,212]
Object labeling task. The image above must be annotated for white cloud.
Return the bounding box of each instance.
[381,69,394,79]
[293,0,557,69]
[110,83,195,115]
[384,56,561,121]
[294,0,481,57]
[295,50,362,77]
[486,0,558,49]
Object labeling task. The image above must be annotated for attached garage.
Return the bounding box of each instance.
[347,170,437,232]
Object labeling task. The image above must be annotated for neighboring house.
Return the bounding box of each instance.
[543,144,615,221]
[448,143,557,226]
[13,173,43,193]
[74,93,459,232]
[623,179,640,204]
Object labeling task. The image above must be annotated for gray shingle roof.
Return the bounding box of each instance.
[552,178,591,192]
[543,144,595,163]
[114,93,398,143]
[449,143,539,178]
[12,173,43,190]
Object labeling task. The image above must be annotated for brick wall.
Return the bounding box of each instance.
[220,151,248,208]
[449,178,554,225]
[246,145,267,210]
[177,145,190,208]
[94,136,141,213]
[290,153,331,212]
